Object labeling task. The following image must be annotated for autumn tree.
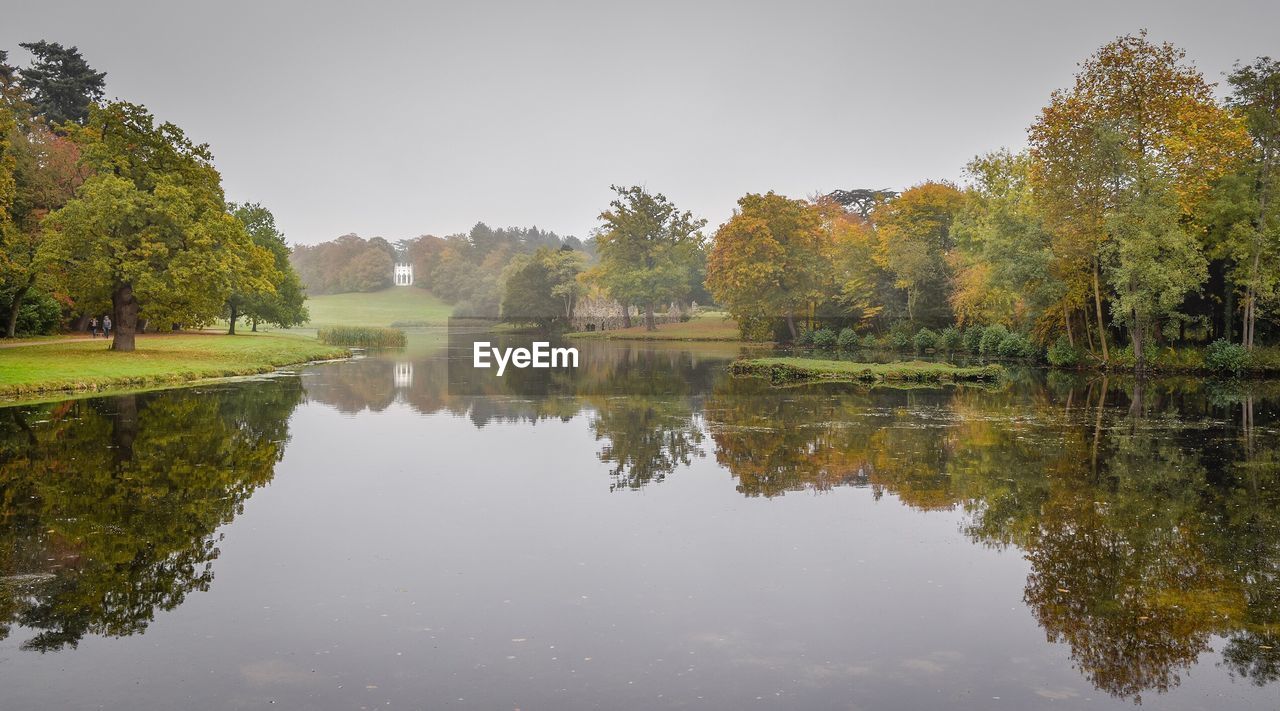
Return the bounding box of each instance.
[814,196,887,327]
[591,185,706,330]
[873,182,965,327]
[47,102,271,351]
[1030,32,1250,369]
[706,192,830,339]
[0,57,86,337]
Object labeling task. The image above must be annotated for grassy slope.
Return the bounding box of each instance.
[733,357,1004,384]
[0,331,347,399]
[567,312,743,341]
[305,288,453,327]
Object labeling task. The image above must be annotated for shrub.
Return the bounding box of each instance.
[913,328,940,353]
[979,324,1009,356]
[15,291,63,336]
[1046,334,1081,367]
[1205,338,1251,373]
[861,333,880,349]
[736,315,775,342]
[996,332,1038,359]
[939,326,963,351]
[317,326,407,348]
[812,327,838,349]
[962,325,986,354]
[795,328,815,347]
[837,327,858,351]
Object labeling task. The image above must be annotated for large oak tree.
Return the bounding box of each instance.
[47,102,270,350]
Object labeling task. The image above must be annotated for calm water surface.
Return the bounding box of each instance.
[1,331,1278,710]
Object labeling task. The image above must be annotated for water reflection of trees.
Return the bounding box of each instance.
[304,343,720,489]
[303,344,1280,701]
[0,379,303,651]
[703,374,1280,703]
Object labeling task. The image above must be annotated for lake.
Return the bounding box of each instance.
[1,331,1277,710]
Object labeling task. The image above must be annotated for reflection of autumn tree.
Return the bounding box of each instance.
[1019,428,1242,702]
[707,377,905,497]
[0,379,302,651]
[706,372,1280,702]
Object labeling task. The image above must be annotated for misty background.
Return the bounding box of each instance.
[3,0,1277,244]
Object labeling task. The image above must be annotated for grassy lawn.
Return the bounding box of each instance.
[305,288,453,327]
[567,312,744,341]
[732,357,1004,385]
[0,331,348,400]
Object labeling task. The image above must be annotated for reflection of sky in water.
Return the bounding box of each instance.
[1,334,1278,709]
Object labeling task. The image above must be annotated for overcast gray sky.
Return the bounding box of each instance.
[4,1,1277,245]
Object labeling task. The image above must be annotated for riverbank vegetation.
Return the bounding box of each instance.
[0,43,308,348]
[567,312,740,341]
[701,34,1280,374]
[0,332,345,399]
[731,357,1004,385]
[317,326,406,348]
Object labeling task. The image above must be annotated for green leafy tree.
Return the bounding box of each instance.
[706,192,830,339]
[1030,32,1250,368]
[225,202,307,333]
[46,102,270,350]
[15,41,106,126]
[592,185,706,330]
[1224,57,1280,349]
[952,150,1059,337]
[499,246,585,332]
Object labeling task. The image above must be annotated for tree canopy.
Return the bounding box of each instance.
[47,102,271,350]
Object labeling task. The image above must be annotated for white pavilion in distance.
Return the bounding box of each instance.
[393,263,414,286]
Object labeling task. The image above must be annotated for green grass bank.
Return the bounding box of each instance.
[567,312,744,341]
[305,288,453,327]
[0,331,348,400]
[732,357,1005,385]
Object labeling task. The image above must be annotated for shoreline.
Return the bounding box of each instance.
[732,357,1005,385]
[0,331,349,403]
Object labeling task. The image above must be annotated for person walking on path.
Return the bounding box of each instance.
[89,317,98,338]
[102,315,112,339]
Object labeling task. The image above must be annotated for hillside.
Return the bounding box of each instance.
[304,288,453,327]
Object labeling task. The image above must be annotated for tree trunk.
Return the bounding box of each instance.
[1223,289,1233,345]
[786,313,798,340]
[111,394,139,463]
[1092,259,1108,362]
[1245,169,1270,350]
[228,304,238,335]
[1083,305,1096,355]
[1065,305,1074,347]
[251,317,258,332]
[644,302,656,331]
[4,283,27,338]
[621,302,632,329]
[1131,308,1145,374]
[111,283,140,352]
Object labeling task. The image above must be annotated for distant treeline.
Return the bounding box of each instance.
[291,224,590,315]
